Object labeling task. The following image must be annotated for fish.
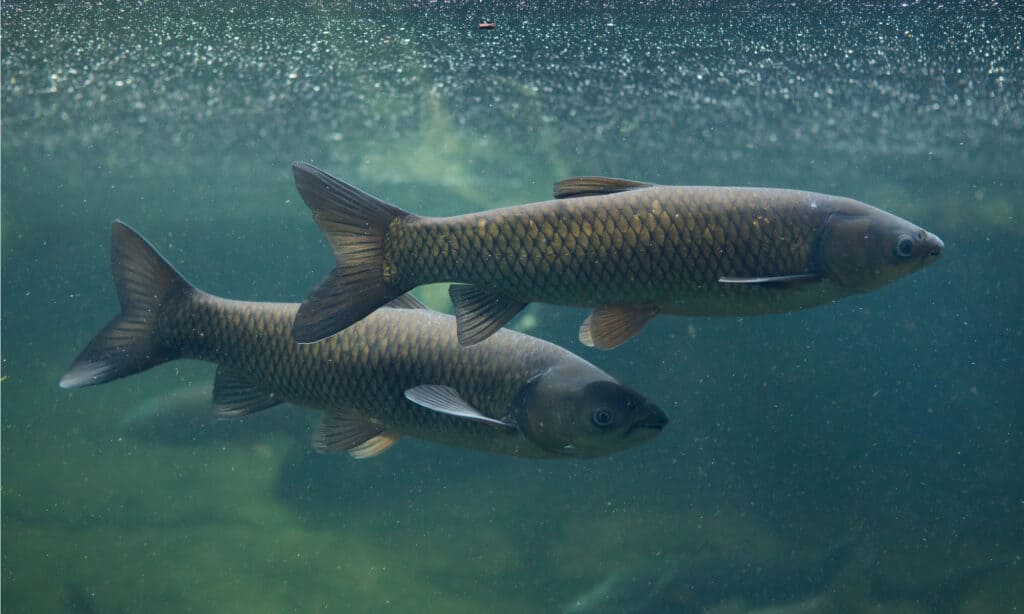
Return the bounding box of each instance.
[563,541,854,614]
[59,221,666,459]
[289,163,944,348]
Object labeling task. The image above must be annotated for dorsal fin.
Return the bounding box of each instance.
[448,284,527,347]
[553,177,655,199]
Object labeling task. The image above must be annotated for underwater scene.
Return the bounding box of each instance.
[2,2,1022,612]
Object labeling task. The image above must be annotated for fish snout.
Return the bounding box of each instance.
[924,232,944,260]
[637,403,668,431]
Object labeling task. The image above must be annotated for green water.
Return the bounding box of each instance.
[3,3,1022,612]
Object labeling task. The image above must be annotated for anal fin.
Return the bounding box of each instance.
[448,284,527,347]
[579,305,660,349]
[213,365,282,417]
[313,412,398,458]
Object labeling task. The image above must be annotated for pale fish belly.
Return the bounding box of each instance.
[660,279,846,316]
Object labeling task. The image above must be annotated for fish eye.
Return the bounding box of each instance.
[895,235,915,258]
[592,407,614,428]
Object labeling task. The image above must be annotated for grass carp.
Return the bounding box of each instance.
[60,222,666,459]
[290,164,943,349]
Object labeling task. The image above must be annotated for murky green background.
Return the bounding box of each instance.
[3,2,1022,612]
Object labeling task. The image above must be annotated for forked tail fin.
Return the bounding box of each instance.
[59,221,195,389]
[291,162,413,343]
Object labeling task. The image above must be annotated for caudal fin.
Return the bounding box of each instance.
[291,162,412,343]
[59,221,194,389]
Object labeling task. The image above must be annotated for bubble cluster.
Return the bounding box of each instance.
[2,2,1020,201]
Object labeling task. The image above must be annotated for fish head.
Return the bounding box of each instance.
[515,361,667,457]
[820,198,944,292]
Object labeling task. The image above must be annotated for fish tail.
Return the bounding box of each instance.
[59,221,195,389]
[291,162,414,343]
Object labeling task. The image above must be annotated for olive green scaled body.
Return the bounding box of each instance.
[291,164,943,348]
[389,187,833,315]
[169,298,569,457]
[60,222,666,459]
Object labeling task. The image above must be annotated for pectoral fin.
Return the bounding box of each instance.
[579,305,660,349]
[448,284,527,347]
[553,177,655,199]
[313,412,399,458]
[718,273,821,287]
[212,365,282,417]
[404,385,515,430]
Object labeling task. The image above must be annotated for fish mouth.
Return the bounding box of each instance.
[926,233,944,258]
[626,404,668,436]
